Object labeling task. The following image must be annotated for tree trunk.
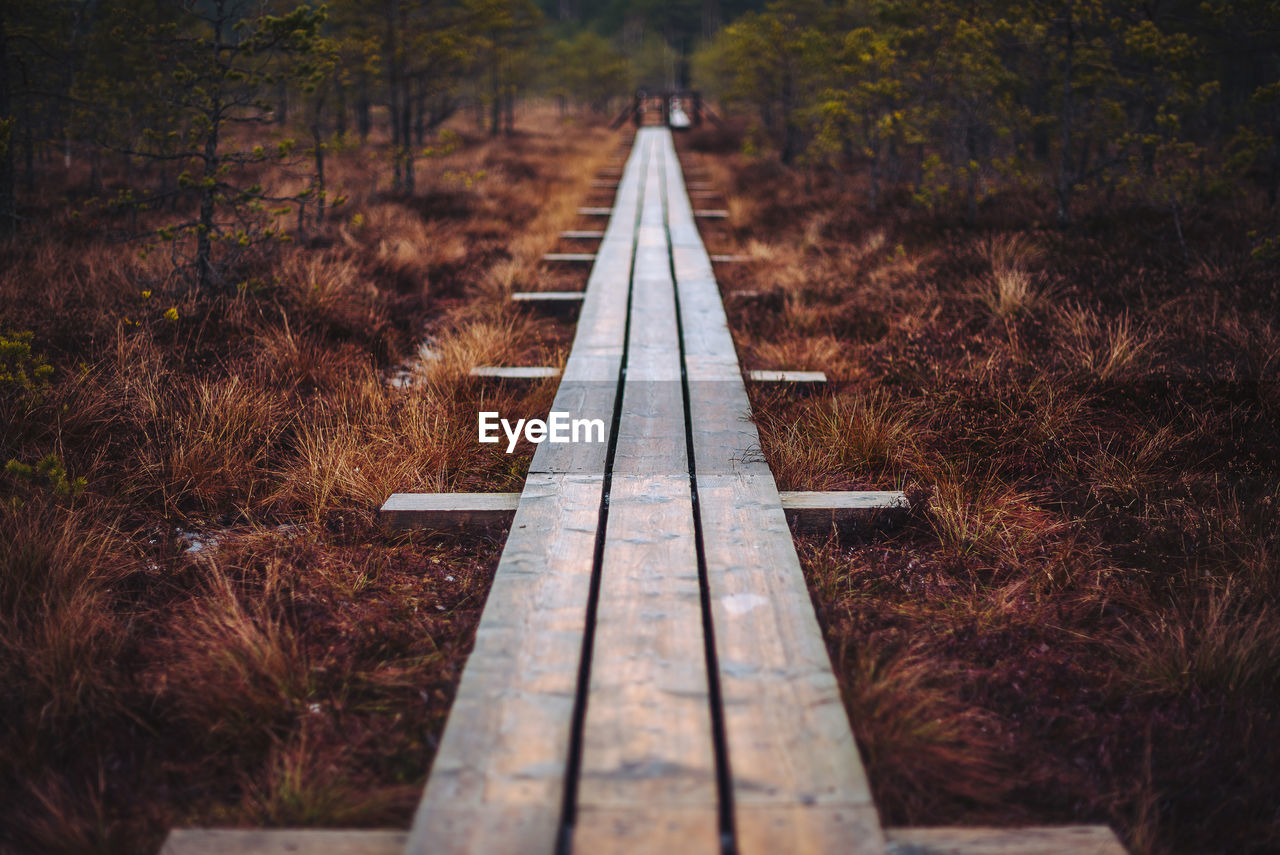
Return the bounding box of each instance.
[357,78,370,143]
[312,91,327,227]
[780,66,796,165]
[489,57,501,137]
[0,10,16,236]
[386,1,402,191]
[196,7,225,294]
[276,79,288,125]
[401,95,414,193]
[1055,3,1075,227]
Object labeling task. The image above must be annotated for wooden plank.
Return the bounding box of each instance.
[470,366,561,379]
[406,473,605,855]
[748,369,828,384]
[578,206,613,216]
[404,132,656,855]
[542,252,597,262]
[160,830,406,855]
[560,230,605,239]
[574,128,718,852]
[511,291,585,302]
[380,492,519,530]
[710,254,750,263]
[694,209,729,218]
[659,130,887,855]
[591,180,619,188]
[780,491,909,511]
[885,826,1128,855]
[780,491,910,535]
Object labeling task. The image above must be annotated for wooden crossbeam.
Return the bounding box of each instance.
[541,252,596,262]
[748,369,828,383]
[710,254,750,262]
[469,366,561,379]
[511,291,585,302]
[884,826,1129,855]
[159,830,408,855]
[380,493,519,530]
[577,206,613,216]
[380,490,907,536]
[779,491,909,534]
[159,825,1128,855]
[560,229,605,239]
[694,209,729,218]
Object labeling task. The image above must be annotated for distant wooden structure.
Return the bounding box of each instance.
[611,89,723,131]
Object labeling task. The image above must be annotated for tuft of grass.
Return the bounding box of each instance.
[1056,305,1154,382]
[760,391,918,490]
[156,560,312,748]
[835,639,1013,823]
[239,738,416,827]
[977,233,1047,318]
[928,471,1066,562]
[1118,586,1280,702]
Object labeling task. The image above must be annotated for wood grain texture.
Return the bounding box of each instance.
[885,826,1128,855]
[470,366,562,379]
[404,133,656,855]
[660,131,887,855]
[512,291,586,302]
[779,490,910,535]
[747,369,828,383]
[543,252,597,262]
[573,131,718,851]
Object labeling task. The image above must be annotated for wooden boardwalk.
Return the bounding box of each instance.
[162,129,1126,855]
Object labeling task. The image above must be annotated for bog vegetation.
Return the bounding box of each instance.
[1,1,1277,854]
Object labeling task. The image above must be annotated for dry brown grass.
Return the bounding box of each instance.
[0,109,620,853]
[681,131,1280,854]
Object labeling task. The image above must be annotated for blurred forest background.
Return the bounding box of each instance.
[4,0,1278,274]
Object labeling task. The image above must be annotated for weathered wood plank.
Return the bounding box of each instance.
[542,252,597,262]
[710,254,750,263]
[748,369,828,383]
[470,366,562,379]
[779,491,910,534]
[694,209,729,218]
[560,229,605,239]
[885,826,1128,855]
[574,129,718,851]
[380,492,519,530]
[404,133,656,855]
[511,291,585,303]
[660,130,887,855]
[160,830,406,855]
[577,206,613,216]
